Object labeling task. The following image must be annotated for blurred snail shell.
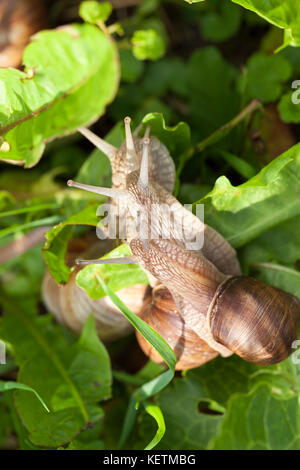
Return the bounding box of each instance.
[63,117,300,368]
[0,0,46,68]
[42,268,150,341]
[42,237,150,341]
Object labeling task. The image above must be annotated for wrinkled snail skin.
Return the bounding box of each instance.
[57,116,300,369]
[130,238,233,357]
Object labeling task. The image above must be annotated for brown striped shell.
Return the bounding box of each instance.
[208,276,300,365]
[136,285,218,370]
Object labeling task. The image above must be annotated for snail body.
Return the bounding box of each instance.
[44,116,300,369]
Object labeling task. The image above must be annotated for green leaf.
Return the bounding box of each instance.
[218,150,256,179]
[79,1,112,23]
[142,58,187,97]
[187,47,240,139]
[241,52,292,103]
[76,244,149,299]
[0,24,119,167]
[200,1,242,42]
[0,191,14,211]
[139,353,300,449]
[66,421,105,449]
[144,403,166,450]
[140,113,191,162]
[95,274,176,372]
[231,0,300,48]
[278,90,300,123]
[43,202,100,284]
[0,381,49,413]
[131,29,166,61]
[94,274,177,449]
[241,215,300,269]
[0,396,13,448]
[0,297,112,448]
[211,383,300,449]
[251,262,300,298]
[196,142,300,248]
[119,50,145,84]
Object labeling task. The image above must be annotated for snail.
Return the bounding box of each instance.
[43,116,300,369]
[0,0,46,68]
[42,235,151,342]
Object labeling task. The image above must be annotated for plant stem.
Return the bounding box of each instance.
[195,98,262,154]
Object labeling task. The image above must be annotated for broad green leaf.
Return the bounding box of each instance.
[211,383,300,449]
[196,142,300,248]
[119,50,145,84]
[240,215,300,269]
[79,1,112,23]
[76,244,149,299]
[142,58,187,97]
[43,202,100,284]
[140,353,300,449]
[0,381,49,412]
[278,90,300,123]
[200,1,242,42]
[131,29,166,61]
[0,297,112,448]
[66,421,105,449]
[231,0,300,48]
[0,24,119,167]
[139,113,191,162]
[240,52,292,103]
[250,262,300,298]
[187,47,240,139]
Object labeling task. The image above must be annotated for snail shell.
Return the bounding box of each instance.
[42,237,150,341]
[131,239,300,366]
[136,285,218,370]
[208,276,300,365]
[43,268,150,341]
